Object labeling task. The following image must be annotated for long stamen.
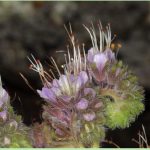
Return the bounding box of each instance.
[51,57,61,76]
[83,24,95,51]
[67,48,71,74]
[98,21,104,52]
[49,69,56,79]
[82,43,86,70]
[91,22,99,52]
[28,55,44,76]
[78,45,82,72]
[28,55,52,86]
[104,23,112,48]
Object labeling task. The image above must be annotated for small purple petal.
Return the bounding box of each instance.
[87,47,95,62]
[73,76,82,92]
[79,71,88,85]
[76,98,88,110]
[83,112,96,121]
[93,53,108,72]
[0,110,7,121]
[84,88,96,98]
[37,87,56,102]
[104,48,115,61]
[73,72,88,93]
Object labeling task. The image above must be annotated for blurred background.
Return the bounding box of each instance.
[0,1,149,148]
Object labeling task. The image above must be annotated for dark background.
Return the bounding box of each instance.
[0,1,149,147]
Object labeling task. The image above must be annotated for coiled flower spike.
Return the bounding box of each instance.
[84,23,144,129]
[29,26,105,147]
[29,22,144,148]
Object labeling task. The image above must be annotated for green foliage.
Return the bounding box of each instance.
[104,96,144,129]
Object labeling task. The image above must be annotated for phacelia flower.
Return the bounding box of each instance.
[29,27,105,147]
[84,23,144,129]
[29,22,144,148]
[84,24,116,83]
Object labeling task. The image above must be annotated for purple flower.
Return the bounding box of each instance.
[93,53,108,72]
[76,98,89,110]
[37,87,56,102]
[38,71,89,103]
[87,48,95,63]
[87,47,116,82]
[104,48,115,61]
[78,71,88,84]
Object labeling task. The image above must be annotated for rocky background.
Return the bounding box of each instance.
[0,1,149,147]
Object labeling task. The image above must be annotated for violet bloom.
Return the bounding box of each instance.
[29,28,105,147]
[76,98,89,110]
[37,71,88,103]
[0,77,9,122]
[85,24,116,83]
[37,66,103,141]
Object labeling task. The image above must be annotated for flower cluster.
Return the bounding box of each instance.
[30,23,144,147]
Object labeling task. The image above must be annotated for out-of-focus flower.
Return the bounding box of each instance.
[0,76,32,148]
[0,77,9,122]
[4,137,11,146]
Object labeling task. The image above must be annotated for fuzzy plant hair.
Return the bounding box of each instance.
[29,22,144,148]
[0,76,32,148]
